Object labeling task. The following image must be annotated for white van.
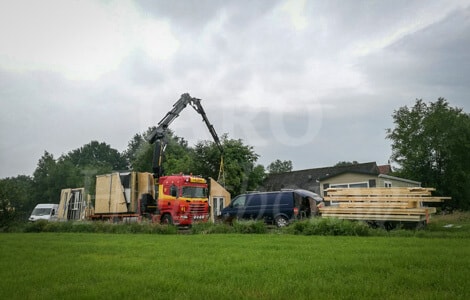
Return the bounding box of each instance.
[29,204,59,222]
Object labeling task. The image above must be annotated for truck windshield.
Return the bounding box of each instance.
[32,208,51,216]
[182,187,207,198]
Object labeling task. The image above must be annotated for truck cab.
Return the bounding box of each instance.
[157,174,210,226]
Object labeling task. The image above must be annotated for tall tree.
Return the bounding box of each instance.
[31,142,128,205]
[124,129,153,172]
[127,128,192,174]
[267,159,293,174]
[0,175,34,224]
[192,135,262,196]
[387,98,470,209]
[61,141,129,195]
[32,151,60,203]
[64,141,127,171]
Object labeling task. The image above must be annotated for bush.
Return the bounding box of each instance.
[283,218,371,236]
[232,220,267,234]
[191,222,235,234]
[23,220,50,233]
[19,220,178,234]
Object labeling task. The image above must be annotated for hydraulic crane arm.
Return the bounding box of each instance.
[189,98,223,154]
[147,93,194,144]
[147,93,224,180]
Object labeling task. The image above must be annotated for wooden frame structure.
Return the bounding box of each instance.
[320,187,450,223]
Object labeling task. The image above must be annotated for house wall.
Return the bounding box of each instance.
[377,175,420,188]
[209,178,231,222]
[320,173,375,196]
[320,173,421,197]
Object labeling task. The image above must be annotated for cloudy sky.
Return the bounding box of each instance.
[1,0,469,179]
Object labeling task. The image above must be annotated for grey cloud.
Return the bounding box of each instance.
[135,0,281,32]
[360,7,470,89]
[1,1,469,179]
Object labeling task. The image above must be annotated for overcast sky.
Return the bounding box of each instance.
[1,0,469,179]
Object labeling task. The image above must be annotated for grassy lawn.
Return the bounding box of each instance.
[1,233,469,299]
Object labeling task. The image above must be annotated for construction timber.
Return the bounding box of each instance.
[320,187,450,224]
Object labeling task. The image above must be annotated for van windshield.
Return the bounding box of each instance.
[231,195,246,207]
[32,208,51,216]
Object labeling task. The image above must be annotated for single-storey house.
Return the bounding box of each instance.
[261,161,420,197]
[319,170,421,197]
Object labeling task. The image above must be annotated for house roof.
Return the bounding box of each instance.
[261,162,379,192]
[378,164,392,175]
[318,169,379,181]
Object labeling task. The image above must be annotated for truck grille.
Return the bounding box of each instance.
[190,203,206,214]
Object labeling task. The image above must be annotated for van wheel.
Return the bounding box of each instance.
[275,215,289,227]
[161,214,173,225]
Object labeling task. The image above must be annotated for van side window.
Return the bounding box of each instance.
[232,195,246,207]
[246,195,262,206]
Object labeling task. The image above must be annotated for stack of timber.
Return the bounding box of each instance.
[320,187,450,223]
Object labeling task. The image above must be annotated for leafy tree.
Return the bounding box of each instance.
[127,128,192,175]
[192,134,262,196]
[31,142,128,205]
[248,164,267,191]
[161,133,193,175]
[387,98,470,209]
[60,141,128,195]
[123,133,147,168]
[334,161,359,167]
[124,129,153,172]
[0,175,34,225]
[32,151,60,204]
[64,140,127,171]
[267,159,293,174]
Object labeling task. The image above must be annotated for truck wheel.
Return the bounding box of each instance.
[161,214,173,225]
[274,215,289,227]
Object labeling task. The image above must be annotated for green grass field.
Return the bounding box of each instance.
[1,232,469,299]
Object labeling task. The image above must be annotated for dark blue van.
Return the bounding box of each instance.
[221,189,323,227]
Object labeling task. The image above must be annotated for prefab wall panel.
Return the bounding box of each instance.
[95,173,128,214]
[94,172,155,214]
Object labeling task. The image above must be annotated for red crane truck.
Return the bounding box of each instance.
[89,94,223,225]
[147,93,224,226]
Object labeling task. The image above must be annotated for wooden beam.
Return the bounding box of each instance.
[338,202,414,208]
[320,207,436,215]
[320,214,426,222]
[320,187,448,223]
[325,196,447,202]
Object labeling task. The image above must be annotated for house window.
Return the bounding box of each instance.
[331,182,368,189]
[348,182,369,188]
[384,181,392,188]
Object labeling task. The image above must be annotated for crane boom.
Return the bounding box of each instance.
[147,93,224,180]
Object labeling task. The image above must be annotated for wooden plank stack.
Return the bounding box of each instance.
[319,187,450,223]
